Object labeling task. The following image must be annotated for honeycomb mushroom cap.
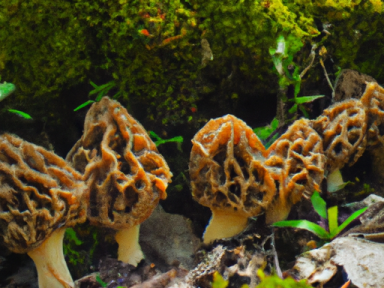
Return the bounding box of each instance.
[189,114,276,219]
[312,99,368,174]
[264,119,325,223]
[0,134,86,254]
[266,119,325,201]
[360,82,384,146]
[66,97,172,230]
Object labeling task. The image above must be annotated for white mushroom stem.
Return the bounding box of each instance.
[115,224,144,266]
[203,209,248,244]
[27,227,74,288]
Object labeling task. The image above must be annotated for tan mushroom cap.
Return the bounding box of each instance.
[0,133,86,253]
[313,99,367,174]
[66,97,172,264]
[265,119,325,224]
[0,133,87,288]
[360,82,384,146]
[189,115,276,243]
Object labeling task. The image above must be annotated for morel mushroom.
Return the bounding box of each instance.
[0,134,86,288]
[313,99,367,174]
[66,97,172,266]
[265,119,325,224]
[189,115,276,243]
[360,81,384,146]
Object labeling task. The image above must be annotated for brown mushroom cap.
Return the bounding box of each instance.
[190,115,277,242]
[0,133,86,254]
[66,97,172,230]
[359,82,384,146]
[264,119,325,223]
[190,114,276,219]
[312,99,367,174]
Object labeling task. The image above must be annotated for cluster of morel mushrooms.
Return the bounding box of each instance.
[0,82,383,288]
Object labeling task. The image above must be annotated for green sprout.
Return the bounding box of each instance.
[0,81,16,101]
[149,130,183,148]
[96,274,108,287]
[74,80,120,111]
[253,118,279,148]
[7,109,33,119]
[269,35,324,119]
[272,191,368,241]
[255,269,312,288]
[0,80,32,119]
[211,270,312,288]
[96,274,125,288]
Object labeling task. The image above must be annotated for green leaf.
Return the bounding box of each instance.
[7,109,32,119]
[212,271,229,288]
[311,191,327,219]
[272,220,330,240]
[0,82,16,101]
[65,228,83,246]
[271,118,279,130]
[298,105,309,118]
[328,206,339,236]
[90,81,98,89]
[96,274,108,288]
[288,104,298,114]
[96,91,105,102]
[290,95,324,104]
[89,81,115,96]
[327,169,351,192]
[149,130,162,141]
[253,118,278,140]
[73,100,95,111]
[149,131,183,146]
[155,136,184,146]
[113,91,121,99]
[330,207,368,239]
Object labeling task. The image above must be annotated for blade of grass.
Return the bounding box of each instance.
[330,207,368,239]
[90,81,98,88]
[73,100,95,111]
[89,81,115,95]
[272,220,330,240]
[328,206,339,236]
[8,109,32,119]
[311,191,327,219]
[289,95,324,104]
[155,136,184,146]
[149,130,162,141]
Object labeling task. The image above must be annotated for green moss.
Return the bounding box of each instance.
[1,0,383,125]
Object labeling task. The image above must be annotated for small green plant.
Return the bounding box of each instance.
[254,269,313,288]
[0,79,16,101]
[96,274,125,288]
[211,270,312,288]
[0,80,32,119]
[269,35,324,119]
[74,80,120,111]
[149,130,183,148]
[7,109,33,119]
[211,271,229,288]
[272,191,368,241]
[253,118,279,148]
[63,228,84,266]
